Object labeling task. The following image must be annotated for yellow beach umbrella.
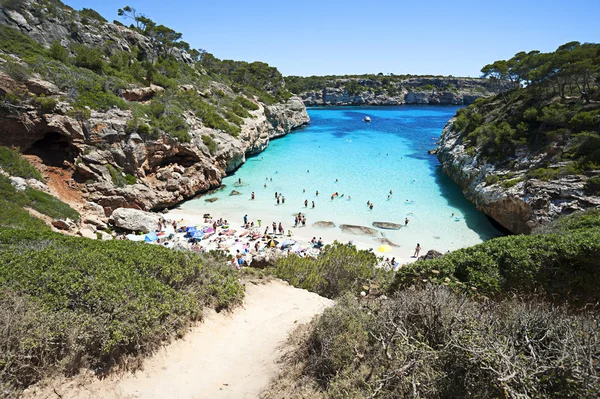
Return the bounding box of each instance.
[378,244,392,253]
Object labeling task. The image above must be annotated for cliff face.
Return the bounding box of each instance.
[0,72,308,214]
[437,119,600,234]
[298,77,499,106]
[0,2,310,215]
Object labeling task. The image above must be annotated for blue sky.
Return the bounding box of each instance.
[65,0,600,77]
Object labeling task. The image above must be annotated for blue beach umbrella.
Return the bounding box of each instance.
[145,231,159,242]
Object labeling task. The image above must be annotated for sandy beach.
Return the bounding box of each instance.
[168,206,419,267]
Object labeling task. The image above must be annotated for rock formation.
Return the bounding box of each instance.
[296,77,504,106]
[437,119,600,234]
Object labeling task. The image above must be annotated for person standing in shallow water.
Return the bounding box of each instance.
[405,217,409,226]
[413,243,421,258]
[304,199,308,207]
[312,201,315,208]
[251,191,255,200]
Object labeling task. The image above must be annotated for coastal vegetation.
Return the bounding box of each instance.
[0,149,244,397]
[0,0,291,143]
[285,73,485,97]
[451,42,600,173]
[266,210,600,397]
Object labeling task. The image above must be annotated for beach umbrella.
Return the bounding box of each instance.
[145,231,159,242]
[378,244,392,253]
[193,231,204,239]
[266,239,279,248]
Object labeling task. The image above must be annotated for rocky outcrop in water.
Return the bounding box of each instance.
[437,119,600,234]
[297,77,503,106]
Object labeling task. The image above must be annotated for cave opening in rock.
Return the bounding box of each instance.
[24,132,78,167]
[155,153,199,169]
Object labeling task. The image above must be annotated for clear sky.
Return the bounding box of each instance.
[64,0,599,77]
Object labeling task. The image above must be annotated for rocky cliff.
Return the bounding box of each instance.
[437,119,600,234]
[0,71,308,214]
[0,1,309,216]
[295,77,500,106]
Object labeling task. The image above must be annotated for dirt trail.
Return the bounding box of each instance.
[24,280,332,399]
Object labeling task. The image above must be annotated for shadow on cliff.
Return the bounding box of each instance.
[432,165,504,241]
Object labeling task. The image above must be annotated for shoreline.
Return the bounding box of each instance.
[168,206,419,267]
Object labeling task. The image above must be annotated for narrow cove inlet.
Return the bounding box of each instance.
[175,106,502,262]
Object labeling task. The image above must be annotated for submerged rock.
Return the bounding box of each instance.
[313,221,336,228]
[377,238,400,247]
[205,197,219,203]
[373,221,402,230]
[339,224,378,236]
[230,190,241,196]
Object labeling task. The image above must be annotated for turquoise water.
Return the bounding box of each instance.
[179,106,501,254]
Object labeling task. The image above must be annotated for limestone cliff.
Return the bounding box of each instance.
[294,77,501,106]
[0,2,309,215]
[437,119,600,234]
[0,71,308,214]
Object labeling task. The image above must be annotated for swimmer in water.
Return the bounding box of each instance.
[390,190,393,195]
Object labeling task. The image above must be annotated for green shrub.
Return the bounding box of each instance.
[527,167,559,181]
[0,25,45,59]
[79,8,107,23]
[235,96,259,111]
[23,187,80,220]
[0,175,77,222]
[390,222,600,306]
[32,94,57,112]
[106,164,136,188]
[0,146,43,180]
[73,44,105,73]
[484,174,499,185]
[286,286,600,398]
[584,176,600,196]
[48,40,68,63]
[74,81,128,111]
[0,228,244,394]
[201,135,217,155]
[273,243,388,299]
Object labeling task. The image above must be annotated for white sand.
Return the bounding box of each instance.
[23,280,333,399]
[168,207,418,267]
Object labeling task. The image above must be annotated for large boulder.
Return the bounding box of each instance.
[109,208,160,232]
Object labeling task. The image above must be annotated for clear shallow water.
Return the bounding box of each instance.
[179,106,501,253]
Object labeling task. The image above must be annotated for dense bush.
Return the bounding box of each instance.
[273,243,390,299]
[47,40,68,63]
[272,286,600,398]
[0,175,79,222]
[390,213,600,306]
[0,228,244,395]
[106,164,136,188]
[0,146,43,180]
[201,134,217,155]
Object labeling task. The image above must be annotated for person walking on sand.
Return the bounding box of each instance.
[405,217,409,226]
[413,243,421,258]
[243,214,248,225]
[272,222,277,234]
[278,222,284,235]
[304,199,308,207]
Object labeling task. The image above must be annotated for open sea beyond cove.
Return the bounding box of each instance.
[178,106,502,257]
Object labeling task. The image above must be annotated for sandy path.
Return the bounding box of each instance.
[24,280,333,399]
